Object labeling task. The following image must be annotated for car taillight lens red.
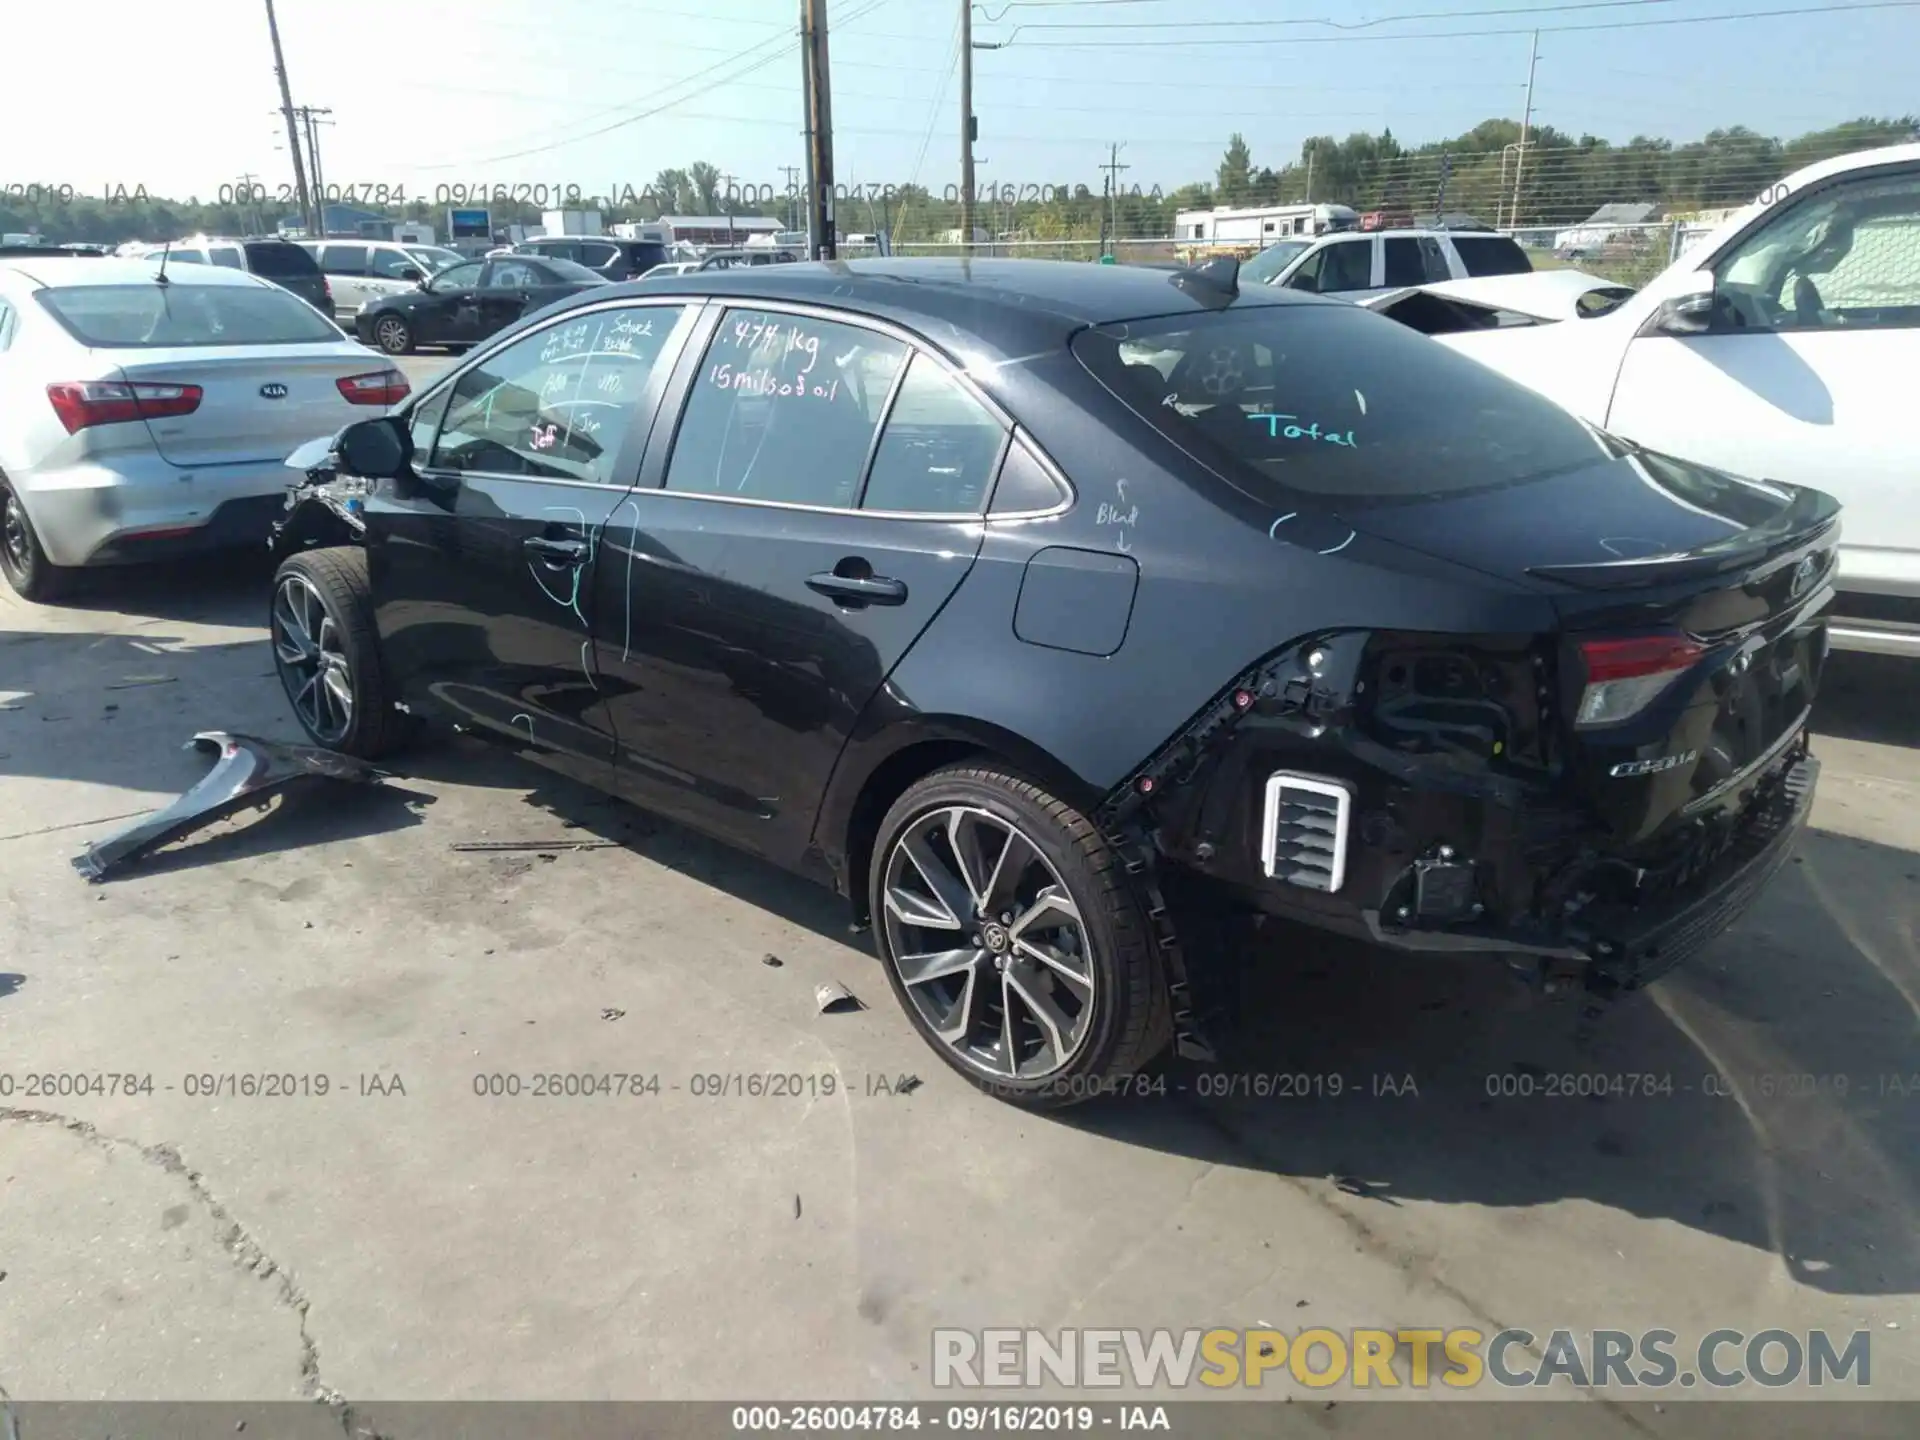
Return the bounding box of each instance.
[337,369,410,406]
[46,380,203,433]
[1575,633,1705,727]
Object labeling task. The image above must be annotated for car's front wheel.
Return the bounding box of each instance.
[0,475,73,603]
[270,548,411,759]
[372,314,413,355]
[869,766,1170,1108]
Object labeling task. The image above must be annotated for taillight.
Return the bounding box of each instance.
[337,369,410,406]
[46,380,203,433]
[1574,633,1705,727]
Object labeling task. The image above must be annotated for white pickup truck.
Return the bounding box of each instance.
[1377,143,1920,657]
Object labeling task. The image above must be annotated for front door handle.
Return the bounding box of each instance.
[524,535,590,566]
[806,570,908,605]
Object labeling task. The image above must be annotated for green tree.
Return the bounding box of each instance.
[1216,134,1253,206]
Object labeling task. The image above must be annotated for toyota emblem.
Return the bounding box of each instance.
[1789,555,1817,598]
[259,382,289,400]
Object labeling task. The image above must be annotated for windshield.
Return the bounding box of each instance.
[37,283,342,347]
[1241,240,1311,285]
[405,246,463,273]
[1072,303,1613,507]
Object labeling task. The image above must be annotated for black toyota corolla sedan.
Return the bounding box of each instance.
[352,253,609,355]
[269,258,1835,1108]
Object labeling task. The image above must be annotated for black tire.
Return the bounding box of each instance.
[371,313,413,355]
[0,475,75,603]
[269,547,412,759]
[868,765,1171,1109]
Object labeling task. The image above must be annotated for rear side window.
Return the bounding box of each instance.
[861,354,1006,514]
[666,309,906,508]
[320,244,369,276]
[1072,304,1609,506]
[1451,235,1532,277]
[1382,238,1426,288]
[369,248,419,279]
[246,242,322,277]
[209,247,245,270]
[577,242,618,267]
[431,304,688,483]
[36,283,341,347]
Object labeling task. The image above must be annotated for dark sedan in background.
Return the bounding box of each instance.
[271,259,1833,1108]
[352,254,609,355]
[512,235,672,281]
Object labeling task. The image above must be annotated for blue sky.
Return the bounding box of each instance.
[7,0,1918,202]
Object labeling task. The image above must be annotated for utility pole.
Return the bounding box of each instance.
[1511,29,1539,231]
[1101,143,1129,256]
[296,106,333,235]
[263,0,315,236]
[236,172,262,235]
[1305,141,1315,204]
[959,0,976,252]
[720,170,738,243]
[800,0,836,259]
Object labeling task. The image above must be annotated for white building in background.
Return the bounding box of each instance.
[658,215,784,246]
[1173,203,1360,244]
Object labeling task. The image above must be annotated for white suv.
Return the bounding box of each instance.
[1253,226,1532,302]
[299,240,464,321]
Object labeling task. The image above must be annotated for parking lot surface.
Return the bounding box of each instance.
[2,557,1918,1422]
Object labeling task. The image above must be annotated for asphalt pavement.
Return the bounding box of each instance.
[1,557,1917,1423]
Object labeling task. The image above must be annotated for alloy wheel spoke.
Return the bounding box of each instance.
[885,882,964,932]
[999,972,1020,1074]
[935,960,991,1045]
[1014,936,1093,994]
[980,826,1036,920]
[1005,964,1074,1067]
[323,667,354,725]
[294,671,320,722]
[1008,884,1081,941]
[896,947,981,989]
[944,809,998,914]
[900,831,975,930]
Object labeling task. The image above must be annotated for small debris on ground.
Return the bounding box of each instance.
[794,1194,803,1219]
[106,676,177,691]
[815,982,863,1014]
[762,953,784,968]
[897,1075,923,1095]
[601,1008,625,1021]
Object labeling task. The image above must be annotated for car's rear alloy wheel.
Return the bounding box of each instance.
[871,767,1170,1108]
[373,315,412,355]
[0,478,72,603]
[270,548,410,758]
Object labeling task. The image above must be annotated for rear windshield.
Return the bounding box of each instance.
[1450,235,1532,277]
[37,283,342,347]
[1071,303,1612,507]
[539,257,611,284]
[244,241,322,277]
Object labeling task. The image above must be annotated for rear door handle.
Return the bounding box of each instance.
[524,535,590,566]
[806,571,908,605]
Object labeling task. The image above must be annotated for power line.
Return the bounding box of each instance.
[423,0,894,170]
[992,0,1920,47]
[983,0,1699,32]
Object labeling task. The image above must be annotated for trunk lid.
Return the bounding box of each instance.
[1343,449,1840,844]
[114,347,389,467]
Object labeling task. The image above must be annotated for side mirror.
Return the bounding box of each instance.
[397,267,423,283]
[336,415,412,480]
[1651,274,1717,336]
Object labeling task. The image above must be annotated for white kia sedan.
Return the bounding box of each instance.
[0,256,408,601]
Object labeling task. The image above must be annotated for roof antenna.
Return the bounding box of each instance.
[1168,254,1239,308]
[155,238,172,288]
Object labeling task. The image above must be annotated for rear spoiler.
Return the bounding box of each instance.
[1527,484,1841,591]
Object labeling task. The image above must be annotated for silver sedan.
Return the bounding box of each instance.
[0,256,410,601]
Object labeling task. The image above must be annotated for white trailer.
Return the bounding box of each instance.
[1174,203,1359,245]
[542,209,604,237]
